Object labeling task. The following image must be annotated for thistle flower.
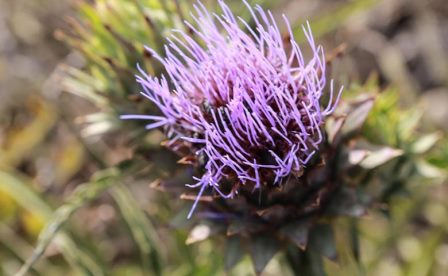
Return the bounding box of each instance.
[122,0,342,218]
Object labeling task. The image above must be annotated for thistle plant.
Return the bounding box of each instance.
[7,1,444,276]
[122,1,407,273]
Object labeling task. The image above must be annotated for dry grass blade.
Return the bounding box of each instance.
[0,222,58,276]
[111,184,163,275]
[13,168,120,276]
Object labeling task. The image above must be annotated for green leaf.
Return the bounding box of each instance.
[54,236,107,276]
[326,115,347,144]
[0,171,52,217]
[341,96,375,136]
[0,169,111,276]
[411,132,442,154]
[359,146,403,169]
[351,140,403,169]
[415,159,447,179]
[0,222,58,275]
[397,109,423,141]
[111,184,163,275]
[348,149,369,166]
[61,73,107,107]
[15,166,138,275]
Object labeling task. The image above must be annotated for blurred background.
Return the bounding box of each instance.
[0,0,447,275]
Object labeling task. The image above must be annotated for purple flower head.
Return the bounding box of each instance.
[122,0,342,218]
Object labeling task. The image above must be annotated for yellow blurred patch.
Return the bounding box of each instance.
[0,96,56,168]
[21,210,45,239]
[54,138,85,184]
